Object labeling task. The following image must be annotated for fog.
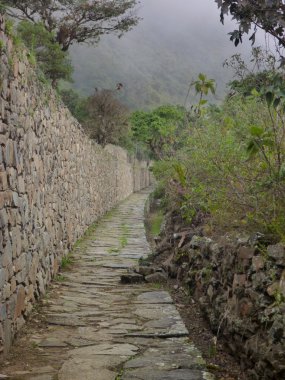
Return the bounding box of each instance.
[69,0,267,109]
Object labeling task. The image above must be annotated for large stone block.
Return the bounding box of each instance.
[0,268,6,289]
[5,139,17,167]
[0,172,8,191]
[14,285,25,319]
[1,240,12,267]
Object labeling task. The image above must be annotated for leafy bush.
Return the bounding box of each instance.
[130,105,187,159]
[152,76,285,240]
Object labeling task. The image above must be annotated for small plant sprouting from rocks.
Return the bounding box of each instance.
[5,19,14,38]
[269,268,278,282]
[55,274,67,282]
[27,51,37,66]
[107,247,120,254]
[31,341,39,349]
[61,254,74,269]
[0,40,5,54]
[115,369,124,380]
[120,223,129,248]
[119,235,128,249]
[150,210,164,236]
[200,266,213,283]
[152,283,163,289]
[273,289,285,306]
[70,221,98,254]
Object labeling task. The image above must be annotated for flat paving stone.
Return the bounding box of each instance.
[136,291,173,304]
[0,190,214,380]
[122,369,214,380]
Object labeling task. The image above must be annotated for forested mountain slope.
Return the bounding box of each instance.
[69,0,262,109]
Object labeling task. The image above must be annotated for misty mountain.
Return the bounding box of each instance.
[69,0,264,110]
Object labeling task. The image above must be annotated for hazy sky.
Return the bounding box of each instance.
[136,0,265,50]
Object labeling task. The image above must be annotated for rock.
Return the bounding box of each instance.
[207,285,214,302]
[0,269,6,289]
[121,273,144,284]
[279,270,285,297]
[145,272,167,284]
[237,235,250,246]
[233,274,246,289]
[189,235,212,250]
[267,277,285,299]
[135,266,154,276]
[252,256,264,272]
[14,285,26,318]
[38,339,68,348]
[269,317,285,342]
[136,291,172,304]
[167,264,178,278]
[238,298,253,318]
[267,244,285,266]
[189,235,201,249]
[252,272,267,289]
[238,246,255,260]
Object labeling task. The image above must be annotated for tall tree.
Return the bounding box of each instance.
[2,0,139,51]
[215,0,285,48]
[83,88,130,147]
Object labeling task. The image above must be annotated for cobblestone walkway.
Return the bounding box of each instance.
[1,190,214,380]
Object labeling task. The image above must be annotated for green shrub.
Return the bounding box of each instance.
[17,21,73,87]
[152,86,285,240]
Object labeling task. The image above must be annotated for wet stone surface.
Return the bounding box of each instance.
[0,191,214,380]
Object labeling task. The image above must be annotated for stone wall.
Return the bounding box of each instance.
[0,16,151,354]
[183,236,285,379]
[158,210,285,379]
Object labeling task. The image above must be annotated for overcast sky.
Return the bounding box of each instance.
[136,0,266,50]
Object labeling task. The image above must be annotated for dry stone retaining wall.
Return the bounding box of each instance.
[158,208,285,379]
[0,16,151,354]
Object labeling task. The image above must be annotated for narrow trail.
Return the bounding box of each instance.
[0,190,214,380]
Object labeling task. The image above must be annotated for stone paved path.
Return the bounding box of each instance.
[0,190,214,380]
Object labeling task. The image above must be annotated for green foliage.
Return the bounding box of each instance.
[216,1,285,48]
[149,210,164,236]
[0,40,5,53]
[61,254,74,269]
[192,73,216,98]
[54,274,67,282]
[59,89,89,123]
[273,289,285,306]
[150,71,285,240]
[131,105,187,159]
[17,21,73,86]
[188,73,216,115]
[3,0,139,51]
[0,3,6,14]
[225,47,281,97]
[5,18,14,37]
